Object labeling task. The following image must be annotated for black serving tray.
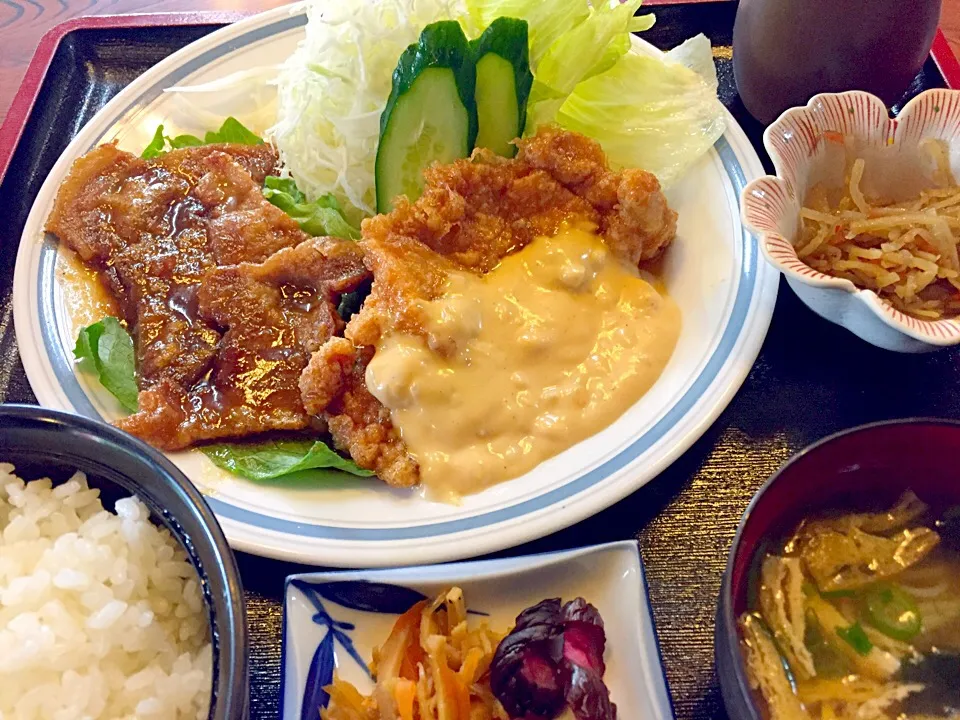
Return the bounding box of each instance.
[0,4,957,718]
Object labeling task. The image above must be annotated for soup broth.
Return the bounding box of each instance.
[739,491,960,720]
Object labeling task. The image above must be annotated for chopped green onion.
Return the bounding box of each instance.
[836,622,873,656]
[863,584,922,642]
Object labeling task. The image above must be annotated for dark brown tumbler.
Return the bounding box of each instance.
[733,0,942,125]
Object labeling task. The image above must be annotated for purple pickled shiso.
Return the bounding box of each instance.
[490,597,617,720]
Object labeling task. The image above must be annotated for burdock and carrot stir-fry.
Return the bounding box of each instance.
[323,589,618,720]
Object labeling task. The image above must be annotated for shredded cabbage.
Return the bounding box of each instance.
[554,35,726,186]
[270,0,468,222]
[162,66,282,138]
[271,0,723,220]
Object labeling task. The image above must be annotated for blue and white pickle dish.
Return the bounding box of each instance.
[280,541,674,720]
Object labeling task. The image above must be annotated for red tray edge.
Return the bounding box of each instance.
[0,11,254,183]
[1,10,958,185]
[932,28,960,91]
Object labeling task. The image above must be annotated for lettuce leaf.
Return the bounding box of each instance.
[523,0,649,133]
[140,116,262,159]
[204,116,263,145]
[74,317,139,412]
[465,0,590,66]
[169,134,206,150]
[466,0,720,187]
[665,33,719,89]
[555,39,726,186]
[141,126,167,160]
[139,119,360,238]
[202,439,374,481]
[262,176,361,240]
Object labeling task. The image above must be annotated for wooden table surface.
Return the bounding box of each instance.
[0,0,958,127]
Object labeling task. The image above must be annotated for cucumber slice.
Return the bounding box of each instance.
[376,21,477,213]
[471,18,533,158]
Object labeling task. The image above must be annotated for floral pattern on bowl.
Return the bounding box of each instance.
[742,89,960,352]
[279,542,675,720]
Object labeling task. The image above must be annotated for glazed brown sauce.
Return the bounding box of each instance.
[56,251,119,337]
[183,283,326,428]
[45,141,368,449]
[167,285,201,326]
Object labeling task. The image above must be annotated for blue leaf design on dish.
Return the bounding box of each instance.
[292,579,373,683]
[310,580,428,614]
[291,579,489,715]
[301,630,335,720]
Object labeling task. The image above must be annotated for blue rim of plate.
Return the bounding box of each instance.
[35,12,757,543]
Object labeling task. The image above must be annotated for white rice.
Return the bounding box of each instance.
[0,463,213,719]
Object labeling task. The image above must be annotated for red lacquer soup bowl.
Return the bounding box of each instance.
[715,419,960,720]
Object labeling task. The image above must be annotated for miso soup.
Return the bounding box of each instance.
[739,491,960,720]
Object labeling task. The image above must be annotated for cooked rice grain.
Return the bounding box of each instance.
[0,464,212,719]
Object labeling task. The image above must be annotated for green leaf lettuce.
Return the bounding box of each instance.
[262,176,361,240]
[140,117,262,159]
[74,317,139,412]
[202,439,374,481]
[554,37,726,185]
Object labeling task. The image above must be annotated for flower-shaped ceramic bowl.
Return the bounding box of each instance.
[742,89,960,352]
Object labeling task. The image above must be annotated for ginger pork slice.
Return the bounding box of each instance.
[119,237,368,450]
[45,142,303,390]
[46,141,369,450]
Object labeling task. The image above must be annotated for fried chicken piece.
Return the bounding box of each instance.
[300,340,418,488]
[302,127,677,486]
[517,127,677,264]
[360,125,676,274]
[346,234,458,348]
[299,238,453,486]
[116,238,368,450]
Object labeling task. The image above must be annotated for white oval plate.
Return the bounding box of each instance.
[14,4,778,568]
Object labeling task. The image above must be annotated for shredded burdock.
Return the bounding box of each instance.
[322,587,508,720]
[797,140,960,320]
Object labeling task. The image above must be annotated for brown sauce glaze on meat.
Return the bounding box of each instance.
[46,142,301,389]
[119,238,368,449]
[46,142,369,451]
